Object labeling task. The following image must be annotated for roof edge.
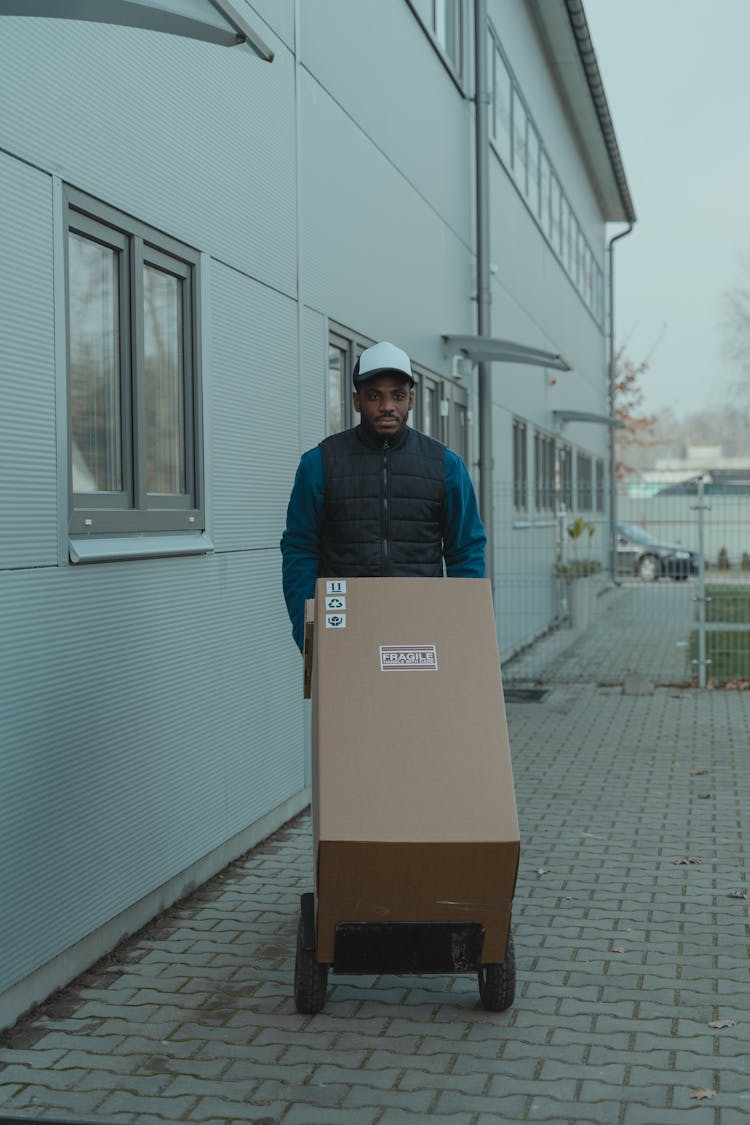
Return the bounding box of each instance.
[562,0,636,223]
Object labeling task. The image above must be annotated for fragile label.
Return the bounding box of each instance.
[326,580,347,595]
[326,613,346,630]
[380,644,438,671]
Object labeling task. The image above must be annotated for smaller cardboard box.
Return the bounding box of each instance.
[310,577,519,965]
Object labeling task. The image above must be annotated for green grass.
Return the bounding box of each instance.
[705,585,750,624]
[689,629,750,682]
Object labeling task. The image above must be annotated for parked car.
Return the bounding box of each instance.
[616,523,698,581]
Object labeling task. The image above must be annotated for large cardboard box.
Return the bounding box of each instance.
[310,577,519,965]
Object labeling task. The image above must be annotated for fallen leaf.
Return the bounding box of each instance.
[673,857,702,865]
[728,889,749,900]
[689,1088,717,1101]
[534,867,550,876]
[611,946,625,954]
[708,1019,736,1029]
[697,793,711,799]
[689,769,707,776]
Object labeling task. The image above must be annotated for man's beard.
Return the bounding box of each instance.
[360,414,407,442]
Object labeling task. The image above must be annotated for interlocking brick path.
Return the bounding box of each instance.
[2,602,750,1122]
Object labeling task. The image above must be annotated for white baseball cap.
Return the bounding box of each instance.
[352,341,414,388]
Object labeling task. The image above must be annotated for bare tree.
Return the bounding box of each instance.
[722,264,750,415]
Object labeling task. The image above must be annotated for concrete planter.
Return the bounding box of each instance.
[566,576,597,630]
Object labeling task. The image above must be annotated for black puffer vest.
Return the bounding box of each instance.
[318,424,445,578]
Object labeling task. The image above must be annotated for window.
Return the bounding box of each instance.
[412,367,468,458]
[327,334,350,435]
[577,452,593,510]
[539,150,551,238]
[550,174,561,255]
[534,431,555,512]
[65,188,202,537]
[432,0,462,76]
[582,242,593,310]
[513,419,527,511]
[595,458,605,513]
[328,324,378,433]
[454,401,468,463]
[558,443,572,511]
[421,379,439,437]
[527,125,540,214]
[511,88,527,193]
[491,40,512,164]
[560,194,571,271]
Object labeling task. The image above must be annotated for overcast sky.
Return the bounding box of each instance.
[584,0,750,419]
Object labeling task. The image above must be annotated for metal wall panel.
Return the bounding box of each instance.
[0,18,297,298]
[0,154,58,569]
[299,305,327,453]
[0,550,304,996]
[300,68,474,378]
[244,0,293,49]
[209,264,300,551]
[300,0,473,251]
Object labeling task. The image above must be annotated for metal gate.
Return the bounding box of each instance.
[499,479,750,688]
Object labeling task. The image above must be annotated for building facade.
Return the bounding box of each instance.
[0,0,633,1027]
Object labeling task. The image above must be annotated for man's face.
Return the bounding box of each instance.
[354,373,414,440]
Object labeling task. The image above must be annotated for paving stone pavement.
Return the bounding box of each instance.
[503,580,698,687]
[2,589,750,1124]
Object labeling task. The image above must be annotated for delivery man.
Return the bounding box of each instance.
[280,341,486,650]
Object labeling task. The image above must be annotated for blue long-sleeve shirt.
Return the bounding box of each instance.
[280,437,486,650]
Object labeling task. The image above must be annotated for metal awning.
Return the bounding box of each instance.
[553,410,624,429]
[442,334,570,371]
[0,0,274,59]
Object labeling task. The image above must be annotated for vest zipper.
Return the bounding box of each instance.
[382,441,391,575]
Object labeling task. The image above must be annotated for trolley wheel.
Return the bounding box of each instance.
[477,930,516,1012]
[293,913,328,1014]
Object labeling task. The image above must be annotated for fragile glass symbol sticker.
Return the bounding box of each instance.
[325,595,346,612]
[380,645,438,670]
[326,614,346,629]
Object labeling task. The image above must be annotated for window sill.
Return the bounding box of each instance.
[69,532,214,564]
[512,518,557,530]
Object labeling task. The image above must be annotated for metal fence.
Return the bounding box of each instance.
[496,479,750,688]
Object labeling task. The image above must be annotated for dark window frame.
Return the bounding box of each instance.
[595,458,606,513]
[534,430,556,513]
[577,451,594,511]
[431,0,464,79]
[513,418,527,511]
[558,442,573,512]
[64,186,203,538]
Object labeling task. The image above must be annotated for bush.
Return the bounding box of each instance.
[742,552,750,572]
[554,559,603,579]
[718,547,730,570]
